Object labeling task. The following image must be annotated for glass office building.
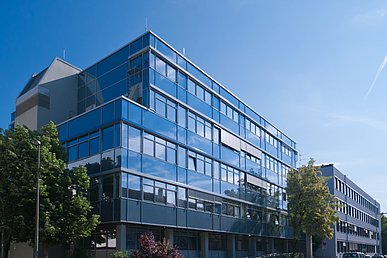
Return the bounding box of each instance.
[15,31,298,258]
[315,165,381,258]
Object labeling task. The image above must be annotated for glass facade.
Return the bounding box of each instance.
[57,31,298,255]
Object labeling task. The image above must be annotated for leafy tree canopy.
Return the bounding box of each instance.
[0,122,99,257]
[287,159,338,258]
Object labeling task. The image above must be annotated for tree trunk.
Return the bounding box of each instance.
[43,242,49,258]
[306,234,313,258]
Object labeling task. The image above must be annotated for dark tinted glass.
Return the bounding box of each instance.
[102,126,115,151]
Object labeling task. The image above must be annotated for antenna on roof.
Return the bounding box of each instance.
[145,17,148,32]
[182,48,186,56]
[63,49,66,60]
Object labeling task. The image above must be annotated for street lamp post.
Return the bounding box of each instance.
[32,140,41,258]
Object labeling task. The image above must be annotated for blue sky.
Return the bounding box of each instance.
[1,0,387,209]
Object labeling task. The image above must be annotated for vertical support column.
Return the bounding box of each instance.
[200,232,209,258]
[267,238,274,253]
[227,234,236,258]
[164,228,174,247]
[249,236,257,257]
[116,224,126,251]
[285,239,289,253]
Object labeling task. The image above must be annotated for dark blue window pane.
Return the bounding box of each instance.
[115,124,121,147]
[58,123,68,142]
[102,102,115,125]
[89,137,100,155]
[102,126,115,151]
[98,79,128,104]
[83,66,97,83]
[130,37,143,55]
[115,149,122,168]
[129,102,142,125]
[68,109,101,139]
[97,63,127,90]
[142,34,150,47]
[101,150,114,171]
[98,46,129,77]
[78,141,89,159]
[115,99,123,121]
[121,99,129,121]
[142,155,176,181]
[85,155,101,174]
[188,170,212,192]
[68,146,78,161]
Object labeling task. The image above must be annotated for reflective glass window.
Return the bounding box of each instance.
[89,137,100,155]
[129,126,141,152]
[143,135,154,156]
[102,126,115,151]
[128,174,141,199]
[178,72,187,88]
[101,150,114,171]
[78,141,89,158]
[188,79,195,95]
[167,65,176,82]
[68,146,78,161]
[155,57,166,76]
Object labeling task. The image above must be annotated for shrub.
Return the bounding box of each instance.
[130,232,182,258]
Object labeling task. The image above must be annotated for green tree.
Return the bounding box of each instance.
[287,159,338,258]
[382,216,387,254]
[0,122,99,258]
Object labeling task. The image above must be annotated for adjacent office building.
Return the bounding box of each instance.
[314,164,381,258]
[11,31,298,258]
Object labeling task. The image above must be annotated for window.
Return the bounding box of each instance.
[187,78,212,105]
[281,145,292,156]
[220,101,239,123]
[142,132,177,164]
[121,173,141,199]
[265,133,278,148]
[188,151,212,176]
[245,118,261,137]
[265,156,278,173]
[150,90,177,122]
[220,164,240,185]
[154,55,177,83]
[187,111,212,140]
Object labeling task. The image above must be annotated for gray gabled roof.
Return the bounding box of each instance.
[18,68,48,97]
